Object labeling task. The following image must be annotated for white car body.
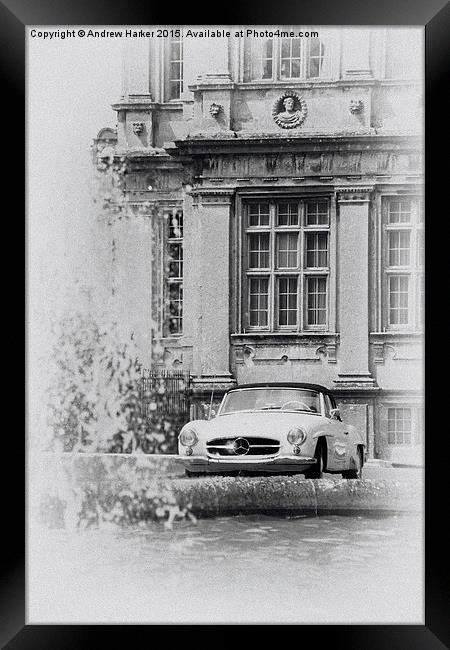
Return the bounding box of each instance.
[178,383,366,478]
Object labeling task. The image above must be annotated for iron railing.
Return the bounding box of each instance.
[139,369,191,425]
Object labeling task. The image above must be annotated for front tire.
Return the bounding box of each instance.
[305,439,326,479]
[342,448,363,479]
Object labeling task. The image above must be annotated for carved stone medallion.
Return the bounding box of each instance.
[272,92,307,129]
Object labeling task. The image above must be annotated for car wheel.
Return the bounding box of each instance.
[342,448,363,479]
[305,439,325,479]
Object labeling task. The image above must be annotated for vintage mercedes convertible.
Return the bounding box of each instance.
[178,383,366,479]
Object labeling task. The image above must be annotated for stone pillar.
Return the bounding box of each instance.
[114,40,155,149]
[189,188,236,395]
[334,187,375,388]
[342,28,373,79]
[187,35,234,134]
[201,36,231,82]
[122,38,152,100]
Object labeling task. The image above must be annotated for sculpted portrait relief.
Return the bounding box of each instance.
[272,92,308,129]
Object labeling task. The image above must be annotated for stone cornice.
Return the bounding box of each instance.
[115,146,169,158]
[191,187,236,205]
[231,332,339,341]
[370,331,423,340]
[169,134,422,157]
[234,78,421,91]
[188,81,236,93]
[191,187,236,197]
[337,186,374,203]
[112,100,183,112]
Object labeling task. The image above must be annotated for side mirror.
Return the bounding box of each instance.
[330,408,342,422]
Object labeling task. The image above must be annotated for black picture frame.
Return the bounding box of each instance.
[8,0,449,646]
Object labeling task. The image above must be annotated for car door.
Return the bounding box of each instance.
[323,394,351,471]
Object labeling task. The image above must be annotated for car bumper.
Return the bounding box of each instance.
[178,454,317,474]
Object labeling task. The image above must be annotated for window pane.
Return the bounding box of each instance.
[168,210,183,238]
[278,277,298,326]
[165,209,183,336]
[263,58,273,78]
[245,38,274,80]
[290,59,301,78]
[263,39,273,58]
[307,38,325,78]
[248,233,270,268]
[307,277,327,326]
[281,38,301,78]
[168,36,183,99]
[170,62,182,79]
[168,283,183,334]
[249,277,269,327]
[276,233,298,269]
[309,38,321,57]
[248,203,270,227]
[388,199,412,224]
[169,82,181,100]
[389,275,409,325]
[168,242,183,278]
[306,201,329,225]
[387,407,412,445]
[388,231,410,266]
[306,232,328,268]
[291,39,301,58]
[262,39,273,78]
[281,39,290,58]
[308,58,320,78]
[171,41,181,59]
[277,202,299,226]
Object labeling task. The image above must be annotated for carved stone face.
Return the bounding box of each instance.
[209,103,222,117]
[132,121,144,135]
[349,100,363,114]
[283,97,295,113]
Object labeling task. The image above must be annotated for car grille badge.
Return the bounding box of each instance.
[232,437,250,455]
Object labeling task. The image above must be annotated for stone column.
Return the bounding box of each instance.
[115,39,155,149]
[342,28,373,79]
[122,38,152,100]
[189,188,236,395]
[334,187,375,388]
[202,36,231,82]
[187,35,234,134]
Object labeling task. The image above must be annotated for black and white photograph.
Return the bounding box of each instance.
[27,23,426,626]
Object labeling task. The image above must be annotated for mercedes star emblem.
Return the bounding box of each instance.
[233,437,250,455]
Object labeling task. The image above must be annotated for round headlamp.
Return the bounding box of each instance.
[179,428,198,447]
[287,427,306,445]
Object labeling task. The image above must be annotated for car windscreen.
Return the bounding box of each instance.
[219,388,321,415]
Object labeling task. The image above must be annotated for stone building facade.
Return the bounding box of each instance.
[94,27,424,463]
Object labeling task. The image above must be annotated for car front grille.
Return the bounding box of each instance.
[206,436,280,457]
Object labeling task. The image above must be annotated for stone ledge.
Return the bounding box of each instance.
[171,476,421,517]
[33,453,422,524]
